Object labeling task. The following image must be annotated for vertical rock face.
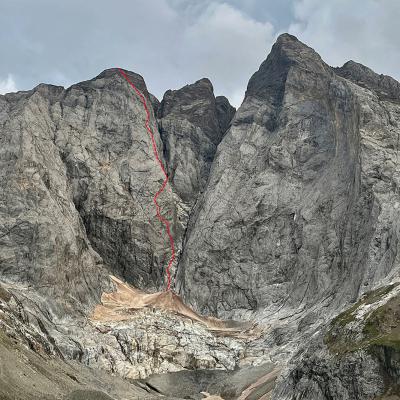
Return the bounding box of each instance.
[332,61,400,292]
[177,33,400,323]
[158,78,235,205]
[0,68,186,311]
[54,69,185,290]
[215,95,236,135]
[0,84,108,313]
[272,52,400,400]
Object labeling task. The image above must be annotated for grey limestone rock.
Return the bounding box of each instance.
[335,60,400,103]
[158,78,235,205]
[177,34,400,330]
[216,95,236,135]
[56,69,186,291]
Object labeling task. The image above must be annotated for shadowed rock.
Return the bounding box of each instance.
[159,78,235,204]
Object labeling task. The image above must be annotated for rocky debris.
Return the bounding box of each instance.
[0,302,157,400]
[141,363,278,400]
[0,335,183,400]
[0,275,260,382]
[74,276,261,379]
[0,278,264,394]
[79,311,247,379]
[158,78,235,205]
[91,276,254,333]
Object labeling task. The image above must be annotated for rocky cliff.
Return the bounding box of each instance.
[178,33,400,323]
[158,78,235,205]
[1,33,400,400]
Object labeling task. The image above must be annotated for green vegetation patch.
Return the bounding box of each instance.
[325,283,400,355]
[362,294,400,351]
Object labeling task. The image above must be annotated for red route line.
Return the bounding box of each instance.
[117,68,175,291]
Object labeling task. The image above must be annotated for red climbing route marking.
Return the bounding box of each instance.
[117,67,175,291]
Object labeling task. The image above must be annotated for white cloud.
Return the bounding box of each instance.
[289,0,400,81]
[179,2,276,106]
[0,0,278,108]
[0,74,17,94]
[2,0,400,108]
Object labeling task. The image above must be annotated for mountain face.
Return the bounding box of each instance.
[158,78,235,205]
[1,33,400,400]
[178,33,400,323]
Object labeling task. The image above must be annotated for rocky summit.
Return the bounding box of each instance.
[1,33,400,400]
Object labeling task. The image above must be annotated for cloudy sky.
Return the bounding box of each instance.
[0,0,399,106]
